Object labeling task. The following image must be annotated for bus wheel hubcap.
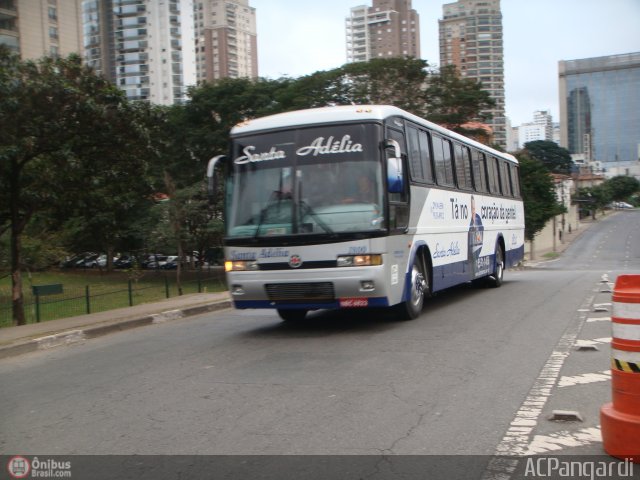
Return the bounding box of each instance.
[412,266,426,306]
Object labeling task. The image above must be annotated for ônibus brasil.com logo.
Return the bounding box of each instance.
[7,456,72,479]
[7,457,30,479]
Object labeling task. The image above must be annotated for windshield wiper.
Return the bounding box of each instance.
[250,191,333,238]
[251,191,291,239]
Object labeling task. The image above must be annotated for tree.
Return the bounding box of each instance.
[275,57,430,113]
[278,59,494,133]
[516,153,565,249]
[576,184,612,219]
[423,64,495,135]
[51,101,163,270]
[0,49,158,324]
[179,77,293,167]
[523,140,573,174]
[605,175,640,202]
[150,80,274,289]
[339,57,431,112]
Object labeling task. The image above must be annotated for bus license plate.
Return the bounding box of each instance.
[340,298,369,308]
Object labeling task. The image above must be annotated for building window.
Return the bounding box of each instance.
[49,26,58,39]
[48,6,57,20]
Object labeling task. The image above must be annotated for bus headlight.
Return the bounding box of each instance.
[225,260,258,272]
[337,254,383,267]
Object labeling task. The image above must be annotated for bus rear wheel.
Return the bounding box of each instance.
[277,309,307,322]
[396,256,428,320]
[488,245,504,288]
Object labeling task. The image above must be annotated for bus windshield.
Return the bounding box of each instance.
[227,124,385,238]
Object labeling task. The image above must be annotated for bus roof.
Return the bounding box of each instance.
[230,105,517,163]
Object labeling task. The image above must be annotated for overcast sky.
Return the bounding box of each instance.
[249,0,640,126]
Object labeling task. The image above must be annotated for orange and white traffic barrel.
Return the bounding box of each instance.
[601,274,640,462]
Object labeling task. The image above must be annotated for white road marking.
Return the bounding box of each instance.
[558,370,611,387]
[482,294,596,480]
[575,338,611,347]
[492,329,587,456]
[525,427,602,455]
[587,316,610,323]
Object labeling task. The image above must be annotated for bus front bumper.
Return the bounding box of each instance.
[226,267,392,310]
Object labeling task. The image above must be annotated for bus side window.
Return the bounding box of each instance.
[511,164,521,198]
[407,126,425,182]
[500,161,513,197]
[419,129,434,183]
[453,143,472,190]
[432,134,454,187]
[407,126,434,184]
[472,149,488,193]
[487,156,502,194]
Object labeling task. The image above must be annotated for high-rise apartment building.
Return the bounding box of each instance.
[346,0,420,64]
[82,0,192,105]
[0,0,83,60]
[193,0,257,82]
[517,110,553,148]
[438,0,505,147]
[559,52,640,177]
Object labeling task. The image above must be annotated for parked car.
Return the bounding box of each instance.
[114,255,137,269]
[610,201,634,209]
[83,254,116,268]
[142,254,168,269]
[60,253,86,269]
[72,252,98,268]
[160,256,180,270]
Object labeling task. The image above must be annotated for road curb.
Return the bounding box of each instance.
[0,299,232,360]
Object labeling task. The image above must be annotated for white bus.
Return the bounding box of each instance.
[207,105,524,321]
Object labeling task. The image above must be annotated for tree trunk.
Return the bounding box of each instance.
[107,246,115,272]
[10,164,25,325]
[177,242,184,297]
[164,171,183,296]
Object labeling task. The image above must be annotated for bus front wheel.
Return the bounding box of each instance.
[277,309,307,322]
[396,256,428,320]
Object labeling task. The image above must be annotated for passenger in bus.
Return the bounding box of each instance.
[304,163,335,206]
[343,174,375,204]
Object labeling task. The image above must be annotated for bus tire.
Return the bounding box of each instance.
[396,255,428,320]
[488,245,504,288]
[277,309,307,322]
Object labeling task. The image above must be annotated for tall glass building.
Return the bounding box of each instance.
[559,52,640,175]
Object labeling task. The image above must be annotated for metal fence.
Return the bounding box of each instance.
[0,269,227,328]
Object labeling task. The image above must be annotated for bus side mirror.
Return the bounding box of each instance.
[385,139,404,194]
[207,155,227,204]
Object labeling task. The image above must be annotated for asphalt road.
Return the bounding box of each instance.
[0,211,638,475]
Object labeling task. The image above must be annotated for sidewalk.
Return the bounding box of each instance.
[0,291,232,359]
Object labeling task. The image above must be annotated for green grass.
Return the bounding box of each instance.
[0,268,227,328]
